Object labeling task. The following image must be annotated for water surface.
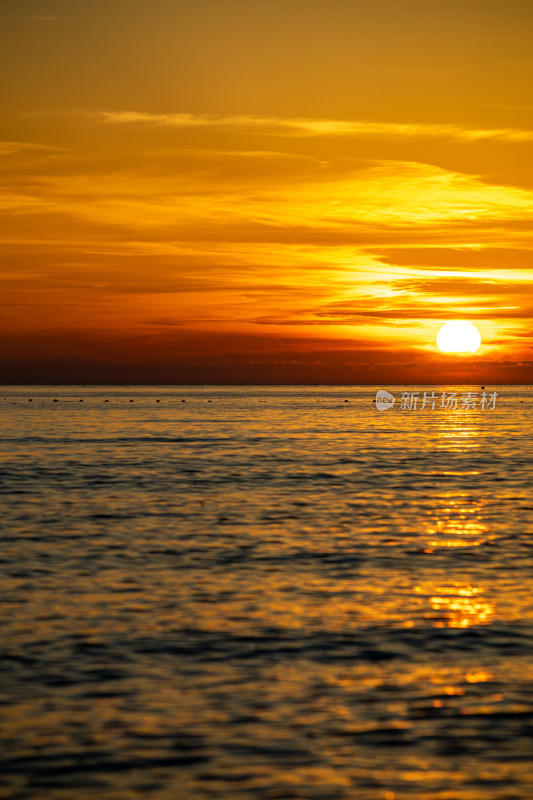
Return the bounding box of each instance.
[1,385,532,799]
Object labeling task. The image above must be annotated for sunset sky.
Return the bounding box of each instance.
[2,0,533,383]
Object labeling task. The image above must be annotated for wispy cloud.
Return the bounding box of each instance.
[0,141,61,156]
[98,111,533,143]
[3,156,531,234]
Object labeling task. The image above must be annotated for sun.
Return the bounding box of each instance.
[436,321,481,353]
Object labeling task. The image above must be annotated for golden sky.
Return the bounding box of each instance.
[2,0,533,383]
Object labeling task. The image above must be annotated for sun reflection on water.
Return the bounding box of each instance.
[414,410,498,627]
[424,412,494,549]
[434,410,481,450]
[413,583,494,628]
[424,497,492,549]
[427,585,494,628]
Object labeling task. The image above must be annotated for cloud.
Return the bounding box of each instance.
[375,247,533,270]
[0,141,62,156]
[2,155,531,241]
[2,116,533,363]
[97,111,533,143]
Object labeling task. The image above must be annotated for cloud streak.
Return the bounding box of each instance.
[98,111,533,143]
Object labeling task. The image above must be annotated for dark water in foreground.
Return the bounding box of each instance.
[1,385,532,800]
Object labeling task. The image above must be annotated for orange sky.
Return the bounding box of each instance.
[1,0,533,383]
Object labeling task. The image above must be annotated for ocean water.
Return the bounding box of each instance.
[1,385,532,800]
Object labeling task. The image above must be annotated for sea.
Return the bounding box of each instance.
[1,385,532,800]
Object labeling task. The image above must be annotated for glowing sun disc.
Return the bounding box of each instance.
[437,321,481,353]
